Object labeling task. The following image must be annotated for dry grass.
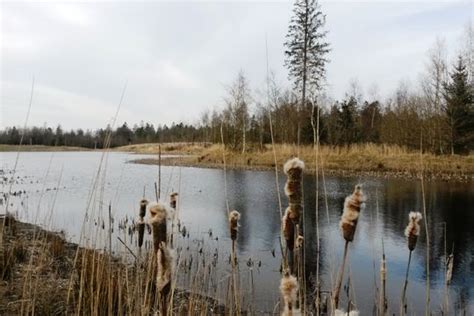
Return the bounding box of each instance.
[0,145,91,152]
[129,143,474,180]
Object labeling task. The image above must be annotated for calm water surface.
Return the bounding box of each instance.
[1,152,473,314]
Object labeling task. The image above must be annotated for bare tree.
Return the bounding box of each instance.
[421,37,449,153]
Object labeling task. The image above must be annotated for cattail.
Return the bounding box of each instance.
[282,208,295,251]
[380,255,387,315]
[283,158,305,223]
[156,241,174,291]
[280,272,299,315]
[404,211,422,251]
[148,201,168,251]
[170,192,178,209]
[156,241,174,315]
[339,184,366,242]
[137,199,148,248]
[229,210,241,241]
[401,212,422,315]
[334,184,366,308]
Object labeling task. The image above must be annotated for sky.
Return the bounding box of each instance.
[1,0,472,130]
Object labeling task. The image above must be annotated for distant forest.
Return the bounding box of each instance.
[1,54,473,154]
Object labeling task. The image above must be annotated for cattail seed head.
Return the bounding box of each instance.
[139,199,148,218]
[284,158,304,209]
[149,201,169,251]
[229,210,240,241]
[282,208,295,251]
[170,192,178,209]
[156,241,175,292]
[280,273,298,314]
[404,211,422,251]
[339,184,366,242]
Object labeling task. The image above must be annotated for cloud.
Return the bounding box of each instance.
[1,1,470,130]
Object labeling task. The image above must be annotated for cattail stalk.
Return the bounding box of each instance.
[156,242,173,315]
[334,185,365,308]
[229,210,241,314]
[400,211,422,315]
[283,158,304,273]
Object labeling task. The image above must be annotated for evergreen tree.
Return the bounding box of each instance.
[443,56,474,154]
[284,0,330,145]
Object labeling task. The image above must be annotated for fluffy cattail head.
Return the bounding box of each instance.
[229,210,241,241]
[149,201,169,250]
[156,241,175,292]
[139,199,148,218]
[282,208,295,251]
[339,184,366,242]
[280,273,298,313]
[283,158,305,179]
[284,158,304,208]
[404,211,422,251]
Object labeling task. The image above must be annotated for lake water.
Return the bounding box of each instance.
[1,151,473,314]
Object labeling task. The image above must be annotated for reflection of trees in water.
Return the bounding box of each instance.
[380,179,474,309]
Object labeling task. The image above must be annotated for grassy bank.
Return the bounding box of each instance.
[0,216,224,315]
[125,143,474,181]
[0,144,91,152]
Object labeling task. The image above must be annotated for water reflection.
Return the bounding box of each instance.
[1,152,473,313]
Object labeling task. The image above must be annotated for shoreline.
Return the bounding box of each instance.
[1,143,472,182]
[129,155,473,182]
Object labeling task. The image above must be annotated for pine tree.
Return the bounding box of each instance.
[284,0,330,146]
[443,56,474,154]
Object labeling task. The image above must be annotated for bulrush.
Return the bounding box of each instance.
[148,201,169,251]
[283,158,305,223]
[404,212,422,251]
[156,241,174,315]
[334,184,366,308]
[339,185,366,242]
[283,158,304,272]
[170,192,178,210]
[229,210,241,242]
[280,272,299,316]
[137,199,148,248]
[156,241,174,291]
[282,208,295,251]
[401,211,423,315]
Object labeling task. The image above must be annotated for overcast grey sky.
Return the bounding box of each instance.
[1,0,472,130]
